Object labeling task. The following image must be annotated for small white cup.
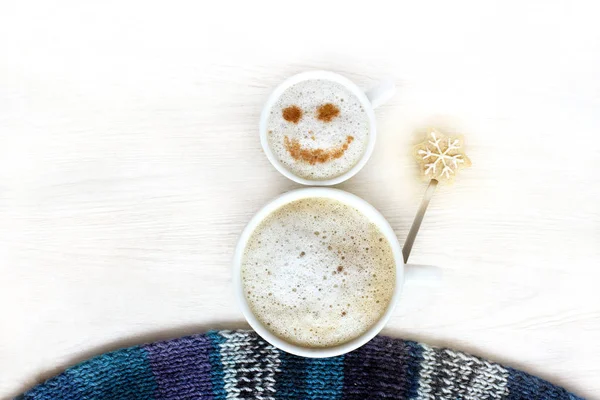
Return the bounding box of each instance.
[233,188,438,358]
[259,71,396,186]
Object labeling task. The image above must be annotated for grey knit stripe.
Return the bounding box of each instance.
[255,340,281,400]
[442,349,480,398]
[237,333,261,397]
[464,357,509,400]
[416,345,509,400]
[416,344,436,400]
[429,346,447,397]
[219,331,281,400]
[219,330,257,399]
[439,350,455,398]
[438,348,463,398]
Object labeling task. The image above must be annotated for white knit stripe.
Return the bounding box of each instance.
[416,344,436,400]
[219,330,256,399]
[464,357,509,400]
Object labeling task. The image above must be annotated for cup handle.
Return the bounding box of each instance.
[365,78,396,109]
[404,264,443,287]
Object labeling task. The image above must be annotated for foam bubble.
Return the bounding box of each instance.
[266,79,370,181]
[241,198,395,348]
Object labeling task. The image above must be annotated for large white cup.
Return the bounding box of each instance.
[259,71,396,186]
[233,188,438,358]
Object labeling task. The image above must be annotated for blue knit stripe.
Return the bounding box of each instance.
[19,368,79,400]
[206,331,227,400]
[274,350,308,397]
[404,341,425,398]
[305,355,344,399]
[506,366,574,400]
[21,346,156,400]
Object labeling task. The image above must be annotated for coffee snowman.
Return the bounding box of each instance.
[235,72,454,358]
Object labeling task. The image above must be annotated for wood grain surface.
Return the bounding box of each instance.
[1,1,599,398]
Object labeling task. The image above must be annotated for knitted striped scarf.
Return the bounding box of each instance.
[18,330,583,399]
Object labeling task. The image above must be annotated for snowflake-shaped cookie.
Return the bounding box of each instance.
[414,130,471,184]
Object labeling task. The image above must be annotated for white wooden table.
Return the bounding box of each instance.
[1,1,599,398]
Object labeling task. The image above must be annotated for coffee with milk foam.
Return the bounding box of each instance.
[241,198,395,348]
[266,79,370,181]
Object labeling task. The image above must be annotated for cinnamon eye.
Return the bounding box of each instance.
[282,105,303,124]
[316,103,340,122]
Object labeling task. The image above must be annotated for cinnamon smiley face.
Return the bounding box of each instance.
[266,79,370,181]
[281,103,354,165]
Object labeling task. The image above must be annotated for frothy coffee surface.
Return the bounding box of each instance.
[266,79,370,181]
[241,198,396,348]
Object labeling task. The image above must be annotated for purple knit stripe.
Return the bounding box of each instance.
[144,334,213,400]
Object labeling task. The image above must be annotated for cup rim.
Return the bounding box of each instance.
[259,71,377,186]
[232,187,404,358]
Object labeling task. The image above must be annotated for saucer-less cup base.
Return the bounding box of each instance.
[233,188,405,358]
[259,71,396,186]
